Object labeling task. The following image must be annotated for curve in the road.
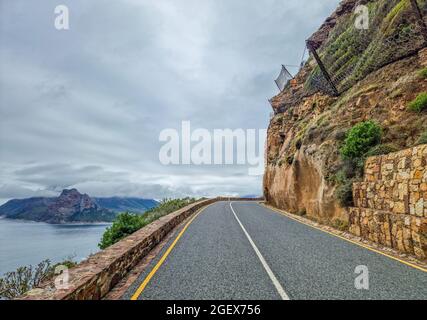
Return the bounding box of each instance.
[124,201,427,300]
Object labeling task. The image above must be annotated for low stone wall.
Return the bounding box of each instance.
[349,145,427,260]
[21,197,262,300]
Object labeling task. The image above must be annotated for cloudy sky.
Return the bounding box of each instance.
[0,0,339,203]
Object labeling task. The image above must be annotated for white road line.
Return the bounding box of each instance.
[229,202,290,300]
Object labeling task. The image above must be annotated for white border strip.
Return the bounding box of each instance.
[229,202,290,300]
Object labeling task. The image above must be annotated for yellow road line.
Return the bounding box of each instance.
[130,204,212,300]
[261,203,427,273]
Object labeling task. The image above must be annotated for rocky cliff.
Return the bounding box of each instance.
[264,0,427,229]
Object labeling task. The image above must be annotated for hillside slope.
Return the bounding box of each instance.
[94,197,158,213]
[264,0,427,225]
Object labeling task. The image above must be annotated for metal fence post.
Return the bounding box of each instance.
[306,40,339,96]
[410,0,427,42]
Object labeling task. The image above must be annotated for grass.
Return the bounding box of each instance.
[408,92,427,112]
[365,143,400,157]
[418,67,427,79]
[416,131,427,145]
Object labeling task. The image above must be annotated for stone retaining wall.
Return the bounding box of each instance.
[349,145,427,259]
[20,198,262,300]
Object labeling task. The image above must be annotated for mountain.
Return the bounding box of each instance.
[0,189,158,224]
[94,197,158,214]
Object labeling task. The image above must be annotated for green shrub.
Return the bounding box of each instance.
[98,198,197,249]
[416,131,427,145]
[418,67,427,79]
[335,180,354,207]
[340,120,382,160]
[365,143,399,157]
[408,92,427,112]
[98,212,145,250]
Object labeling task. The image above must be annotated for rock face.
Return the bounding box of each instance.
[48,189,101,222]
[264,0,427,230]
[0,189,158,223]
[264,143,345,221]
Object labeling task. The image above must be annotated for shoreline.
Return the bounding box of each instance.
[0,216,112,226]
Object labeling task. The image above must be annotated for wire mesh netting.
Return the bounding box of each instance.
[274,65,293,92]
[305,0,427,96]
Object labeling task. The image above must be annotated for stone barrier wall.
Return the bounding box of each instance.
[20,197,262,300]
[349,145,427,259]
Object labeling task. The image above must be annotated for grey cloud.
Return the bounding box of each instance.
[0,0,340,203]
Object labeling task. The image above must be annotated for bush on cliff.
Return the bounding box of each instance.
[340,121,382,160]
[0,258,77,300]
[416,131,427,145]
[98,197,197,249]
[418,67,427,79]
[333,121,382,208]
[335,179,354,207]
[408,92,427,113]
[98,212,145,250]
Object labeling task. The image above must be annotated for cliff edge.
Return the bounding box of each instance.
[264,0,427,230]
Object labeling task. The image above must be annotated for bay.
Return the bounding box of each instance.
[0,217,109,276]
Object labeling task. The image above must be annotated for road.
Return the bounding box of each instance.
[122,201,427,300]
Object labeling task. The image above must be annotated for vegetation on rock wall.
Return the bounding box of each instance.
[332,121,383,207]
[408,92,427,112]
[365,143,400,157]
[306,0,425,94]
[0,259,77,300]
[418,67,427,79]
[340,121,382,160]
[417,131,427,145]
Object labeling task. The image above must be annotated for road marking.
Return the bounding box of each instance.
[130,204,211,300]
[262,203,427,273]
[229,202,290,300]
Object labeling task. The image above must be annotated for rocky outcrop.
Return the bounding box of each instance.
[264,143,346,221]
[264,0,427,230]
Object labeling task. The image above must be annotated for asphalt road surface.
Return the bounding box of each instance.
[123,201,427,300]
